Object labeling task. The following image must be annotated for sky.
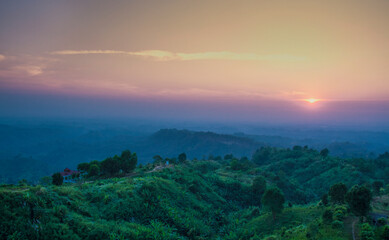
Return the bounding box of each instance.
[0,0,388,125]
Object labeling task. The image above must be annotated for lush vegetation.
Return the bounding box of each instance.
[1,146,389,239]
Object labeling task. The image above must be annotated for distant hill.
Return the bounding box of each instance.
[134,129,263,161]
[236,132,389,159]
[40,129,263,169]
[0,127,263,183]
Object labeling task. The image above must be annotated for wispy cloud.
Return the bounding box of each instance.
[13,65,44,76]
[0,55,56,78]
[51,50,306,62]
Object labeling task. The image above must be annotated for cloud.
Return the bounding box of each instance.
[14,65,44,76]
[51,50,125,55]
[51,50,306,62]
[0,55,55,78]
[0,54,5,61]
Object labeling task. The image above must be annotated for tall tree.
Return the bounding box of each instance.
[101,157,120,176]
[121,150,135,173]
[252,176,267,206]
[153,155,163,165]
[321,193,329,206]
[262,188,285,220]
[178,153,187,163]
[320,148,329,158]
[252,176,267,194]
[128,152,138,172]
[346,185,372,217]
[77,162,90,173]
[52,173,63,186]
[329,182,347,204]
[88,164,100,177]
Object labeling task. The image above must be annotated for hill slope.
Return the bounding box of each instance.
[1,148,388,239]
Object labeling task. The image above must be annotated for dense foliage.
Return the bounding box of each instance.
[1,147,388,239]
[77,150,138,178]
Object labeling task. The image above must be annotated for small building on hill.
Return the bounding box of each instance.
[60,168,80,183]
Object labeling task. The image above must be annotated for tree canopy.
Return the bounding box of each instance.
[329,183,348,204]
[346,185,372,217]
[52,172,63,186]
[262,187,285,220]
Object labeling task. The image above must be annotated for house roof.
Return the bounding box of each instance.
[60,168,79,177]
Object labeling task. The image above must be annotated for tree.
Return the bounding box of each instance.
[121,150,132,160]
[360,223,374,240]
[101,157,120,176]
[382,225,389,240]
[329,182,347,204]
[252,147,272,165]
[252,176,266,195]
[292,145,303,151]
[230,158,242,170]
[153,155,163,165]
[321,193,329,206]
[77,162,90,173]
[168,157,177,165]
[262,188,285,220]
[320,148,329,158]
[322,209,333,224]
[52,173,63,186]
[120,150,137,173]
[372,180,383,196]
[88,164,100,177]
[178,153,187,163]
[346,185,372,217]
[252,176,267,206]
[128,152,138,172]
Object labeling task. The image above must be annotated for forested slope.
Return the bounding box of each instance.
[1,147,389,239]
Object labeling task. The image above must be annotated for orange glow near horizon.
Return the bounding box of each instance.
[305,98,320,104]
[0,1,388,104]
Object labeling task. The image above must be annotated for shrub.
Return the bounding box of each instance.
[331,220,343,229]
[322,209,333,224]
[52,173,63,186]
[382,225,389,240]
[361,223,374,240]
[377,217,387,226]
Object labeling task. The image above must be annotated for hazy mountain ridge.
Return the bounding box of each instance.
[1,123,389,184]
[143,128,262,159]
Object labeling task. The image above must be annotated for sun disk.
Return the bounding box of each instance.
[305,98,319,104]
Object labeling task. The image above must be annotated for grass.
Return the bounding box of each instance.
[244,205,323,237]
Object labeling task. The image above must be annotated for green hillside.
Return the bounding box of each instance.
[1,148,389,239]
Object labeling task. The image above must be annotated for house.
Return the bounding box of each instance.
[60,168,80,183]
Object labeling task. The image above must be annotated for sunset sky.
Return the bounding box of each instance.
[0,0,388,125]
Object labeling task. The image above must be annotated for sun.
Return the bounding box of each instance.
[305,98,320,104]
